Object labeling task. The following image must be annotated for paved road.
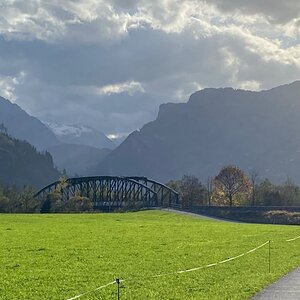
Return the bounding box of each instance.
[162,208,241,223]
[252,267,300,299]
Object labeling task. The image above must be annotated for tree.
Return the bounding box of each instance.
[41,190,63,213]
[0,185,19,212]
[281,178,300,206]
[65,196,92,212]
[181,175,206,207]
[167,175,206,207]
[17,186,39,212]
[249,170,259,206]
[206,177,213,206]
[255,179,275,206]
[56,176,68,192]
[0,123,8,134]
[255,178,300,206]
[214,166,251,206]
[0,192,10,213]
[40,176,69,212]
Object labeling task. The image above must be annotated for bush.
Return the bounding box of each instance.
[264,210,300,225]
[64,196,92,212]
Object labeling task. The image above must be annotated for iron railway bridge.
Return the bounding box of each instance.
[34,176,180,211]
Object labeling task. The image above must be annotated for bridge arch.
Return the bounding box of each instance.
[35,176,180,210]
[126,177,180,207]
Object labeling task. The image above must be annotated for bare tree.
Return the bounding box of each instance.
[249,170,259,206]
[214,166,251,206]
[206,177,213,206]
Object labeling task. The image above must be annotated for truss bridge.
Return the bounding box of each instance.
[34,176,180,211]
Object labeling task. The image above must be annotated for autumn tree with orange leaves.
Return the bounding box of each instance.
[214,166,251,206]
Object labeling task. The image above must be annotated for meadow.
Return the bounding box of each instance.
[1,210,300,300]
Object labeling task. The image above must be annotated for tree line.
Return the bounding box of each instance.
[167,166,300,208]
[0,178,92,213]
[1,165,300,213]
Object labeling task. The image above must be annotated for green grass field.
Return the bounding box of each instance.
[1,211,300,300]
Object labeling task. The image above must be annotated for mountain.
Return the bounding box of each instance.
[0,96,59,150]
[0,131,60,188]
[47,144,111,176]
[45,122,115,149]
[96,81,300,184]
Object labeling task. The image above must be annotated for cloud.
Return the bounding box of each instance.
[207,0,300,24]
[1,1,299,43]
[0,0,299,136]
[0,72,26,101]
[96,81,145,95]
[0,75,17,100]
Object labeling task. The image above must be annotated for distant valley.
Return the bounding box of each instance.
[2,81,300,187]
[44,122,115,175]
[47,144,111,176]
[0,97,114,178]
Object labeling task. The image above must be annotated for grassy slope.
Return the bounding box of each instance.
[0,211,300,300]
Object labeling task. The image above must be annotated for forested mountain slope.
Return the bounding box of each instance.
[0,131,60,188]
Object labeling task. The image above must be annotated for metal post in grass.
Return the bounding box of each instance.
[268,240,271,273]
[116,278,120,300]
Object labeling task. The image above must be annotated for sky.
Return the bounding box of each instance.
[0,0,299,138]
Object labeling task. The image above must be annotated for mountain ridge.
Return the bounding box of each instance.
[0,96,59,150]
[95,81,300,184]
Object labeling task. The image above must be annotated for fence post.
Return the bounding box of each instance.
[268,240,271,273]
[116,278,120,300]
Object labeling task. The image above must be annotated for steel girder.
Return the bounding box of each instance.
[126,177,180,207]
[34,176,162,210]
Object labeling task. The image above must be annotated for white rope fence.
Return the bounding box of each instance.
[66,234,300,300]
[286,235,300,242]
[131,240,270,281]
[66,281,116,300]
[66,240,269,300]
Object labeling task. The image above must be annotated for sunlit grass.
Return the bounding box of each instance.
[0,211,300,299]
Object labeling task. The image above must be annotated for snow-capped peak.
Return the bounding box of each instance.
[44,122,94,138]
[44,122,115,149]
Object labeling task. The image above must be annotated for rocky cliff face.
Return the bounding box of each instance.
[95,81,300,183]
